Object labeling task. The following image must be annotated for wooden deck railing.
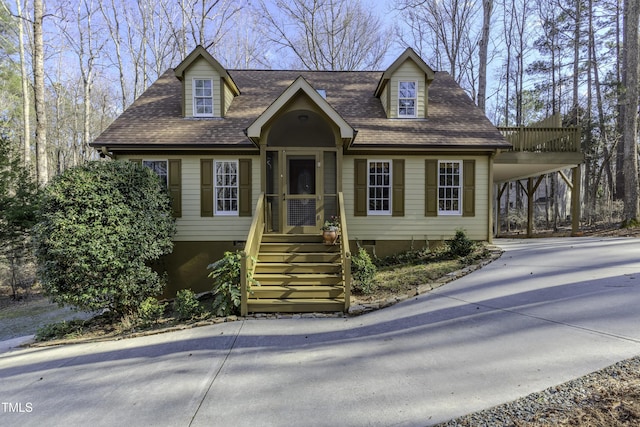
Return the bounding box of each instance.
[497,127,580,153]
[240,193,265,316]
[338,192,351,312]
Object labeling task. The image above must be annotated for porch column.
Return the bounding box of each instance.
[527,177,534,237]
[496,182,508,238]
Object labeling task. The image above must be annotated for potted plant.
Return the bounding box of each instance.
[322,216,340,245]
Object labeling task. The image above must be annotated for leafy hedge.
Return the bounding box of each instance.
[34,160,176,317]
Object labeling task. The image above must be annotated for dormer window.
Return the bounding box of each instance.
[398,81,417,117]
[193,78,213,117]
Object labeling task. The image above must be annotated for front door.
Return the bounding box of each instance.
[284,152,321,233]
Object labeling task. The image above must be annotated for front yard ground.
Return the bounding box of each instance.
[2,227,640,426]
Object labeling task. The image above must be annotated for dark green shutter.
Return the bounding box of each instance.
[239,158,252,217]
[354,159,367,216]
[130,159,142,165]
[168,159,182,218]
[392,159,404,216]
[425,159,438,217]
[201,159,213,217]
[463,159,475,217]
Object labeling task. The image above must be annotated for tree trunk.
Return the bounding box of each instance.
[622,0,640,222]
[477,0,492,112]
[33,0,47,186]
[615,0,625,201]
[16,0,30,166]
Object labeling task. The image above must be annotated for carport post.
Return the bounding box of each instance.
[571,165,581,235]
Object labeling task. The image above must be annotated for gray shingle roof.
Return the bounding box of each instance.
[91,68,510,151]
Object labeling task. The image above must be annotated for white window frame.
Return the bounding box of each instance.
[193,78,213,117]
[367,160,392,215]
[214,160,239,216]
[438,160,462,215]
[142,159,168,186]
[398,81,417,118]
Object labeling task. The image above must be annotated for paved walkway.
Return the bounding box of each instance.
[2,237,640,426]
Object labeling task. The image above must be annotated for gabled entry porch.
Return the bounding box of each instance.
[240,75,355,315]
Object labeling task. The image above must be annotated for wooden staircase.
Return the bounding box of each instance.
[247,234,347,313]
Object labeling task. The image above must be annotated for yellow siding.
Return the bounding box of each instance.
[380,85,389,117]
[184,58,221,117]
[223,82,235,116]
[118,155,260,241]
[118,153,489,242]
[389,59,426,119]
[343,155,490,241]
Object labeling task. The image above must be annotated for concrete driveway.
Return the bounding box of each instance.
[2,237,640,426]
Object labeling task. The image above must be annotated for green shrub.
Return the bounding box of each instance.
[33,161,176,317]
[446,229,475,258]
[351,247,378,294]
[373,248,429,268]
[208,251,243,316]
[35,319,85,341]
[173,289,202,320]
[138,297,166,325]
[620,218,640,229]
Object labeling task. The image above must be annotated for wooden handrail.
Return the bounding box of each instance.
[240,193,265,316]
[338,192,351,312]
[497,126,580,153]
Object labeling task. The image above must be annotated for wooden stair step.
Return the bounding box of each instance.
[253,273,342,286]
[261,234,324,243]
[246,298,345,313]
[245,233,347,313]
[257,252,340,263]
[254,262,341,274]
[249,285,344,299]
[259,242,340,253]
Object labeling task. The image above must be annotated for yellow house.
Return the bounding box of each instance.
[91,46,582,315]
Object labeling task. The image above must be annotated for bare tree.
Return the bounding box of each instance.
[614,0,624,201]
[98,0,128,112]
[395,0,480,84]
[56,0,106,164]
[477,0,493,111]
[589,0,615,212]
[499,0,532,126]
[621,0,639,222]
[33,0,47,185]
[217,8,271,68]
[259,0,391,71]
[11,0,31,166]
[187,0,243,52]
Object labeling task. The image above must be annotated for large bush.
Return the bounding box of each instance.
[34,160,176,316]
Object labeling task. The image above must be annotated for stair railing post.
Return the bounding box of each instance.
[240,250,248,316]
[343,252,351,311]
[338,192,351,313]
